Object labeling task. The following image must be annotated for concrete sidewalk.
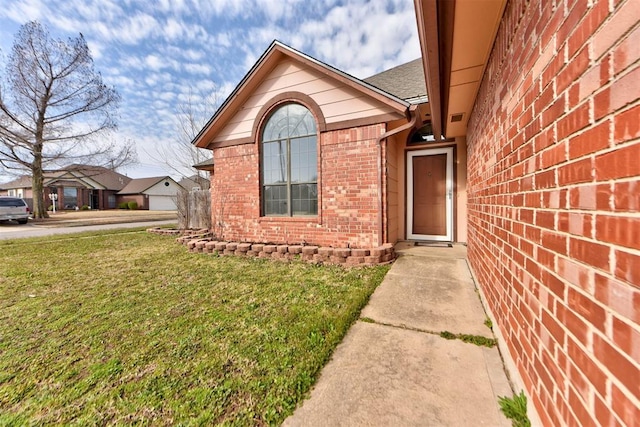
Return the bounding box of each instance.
[283,242,512,426]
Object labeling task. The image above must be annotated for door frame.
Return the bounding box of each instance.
[407,147,454,241]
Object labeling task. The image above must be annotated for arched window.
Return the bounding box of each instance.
[261,103,318,216]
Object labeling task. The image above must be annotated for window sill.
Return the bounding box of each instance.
[259,216,320,224]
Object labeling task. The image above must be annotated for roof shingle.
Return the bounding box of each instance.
[364,59,427,102]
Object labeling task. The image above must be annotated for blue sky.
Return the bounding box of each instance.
[0,0,420,180]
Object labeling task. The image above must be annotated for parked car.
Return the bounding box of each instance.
[0,197,30,224]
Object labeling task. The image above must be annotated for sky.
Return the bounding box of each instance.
[0,0,420,180]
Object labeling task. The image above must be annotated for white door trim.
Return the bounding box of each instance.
[407,147,454,241]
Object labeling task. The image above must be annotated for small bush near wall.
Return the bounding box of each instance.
[118,202,128,209]
[127,201,138,210]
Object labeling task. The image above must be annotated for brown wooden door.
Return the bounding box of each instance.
[412,154,447,236]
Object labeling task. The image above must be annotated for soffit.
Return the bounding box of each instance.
[445,0,506,137]
[415,0,506,138]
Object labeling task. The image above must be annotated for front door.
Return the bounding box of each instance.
[407,147,453,241]
[89,191,99,209]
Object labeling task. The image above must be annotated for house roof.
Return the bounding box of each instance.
[193,158,215,171]
[364,59,427,103]
[0,175,32,190]
[178,174,210,190]
[192,40,411,149]
[0,165,131,191]
[117,176,176,195]
[61,164,131,190]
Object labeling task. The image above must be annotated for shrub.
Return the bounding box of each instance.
[127,201,138,210]
[118,202,128,209]
[81,205,90,210]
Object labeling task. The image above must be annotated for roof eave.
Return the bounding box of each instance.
[415,0,443,142]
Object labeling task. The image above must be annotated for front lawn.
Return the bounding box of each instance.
[0,230,388,425]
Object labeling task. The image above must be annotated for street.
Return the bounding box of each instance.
[0,220,176,240]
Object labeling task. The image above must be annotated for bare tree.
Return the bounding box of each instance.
[0,21,135,218]
[148,86,215,180]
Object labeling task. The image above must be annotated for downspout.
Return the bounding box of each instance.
[376,105,419,246]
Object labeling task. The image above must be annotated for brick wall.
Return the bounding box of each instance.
[210,123,385,248]
[466,0,639,425]
[117,194,146,209]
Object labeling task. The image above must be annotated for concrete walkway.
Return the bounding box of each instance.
[283,242,512,426]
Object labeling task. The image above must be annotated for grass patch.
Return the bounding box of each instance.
[498,391,531,427]
[484,317,493,329]
[0,230,388,425]
[439,331,497,348]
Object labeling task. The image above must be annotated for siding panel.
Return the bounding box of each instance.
[213,59,402,143]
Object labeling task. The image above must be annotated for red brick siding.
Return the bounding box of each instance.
[209,124,385,248]
[466,0,639,424]
[117,194,146,210]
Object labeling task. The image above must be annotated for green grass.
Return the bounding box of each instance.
[0,229,389,425]
[498,391,531,427]
[439,331,497,348]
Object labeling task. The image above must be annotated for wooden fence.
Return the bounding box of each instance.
[176,188,211,230]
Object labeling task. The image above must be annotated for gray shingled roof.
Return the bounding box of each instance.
[178,174,210,191]
[117,177,170,195]
[62,164,131,191]
[0,175,32,190]
[363,58,427,102]
[1,165,131,191]
[193,158,214,169]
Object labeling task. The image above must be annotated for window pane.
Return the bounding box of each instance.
[263,141,287,184]
[261,103,318,217]
[262,107,289,141]
[263,104,316,142]
[287,104,316,137]
[291,136,317,183]
[291,183,317,215]
[63,187,78,209]
[264,185,288,215]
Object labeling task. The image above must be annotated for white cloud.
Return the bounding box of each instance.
[1,0,48,22]
[183,63,212,75]
[86,40,104,60]
[157,91,176,102]
[182,48,204,61]
[145,54,165,70]
[117,12,160,44]
[107,75,136,89]
[164,18,185,40]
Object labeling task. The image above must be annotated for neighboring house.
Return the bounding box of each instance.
[117,176,182,211]
[178,174,211,191]
[0,164,131,210]
[0,176,31,200]
[192,40,462,248]
[415,0,638,426]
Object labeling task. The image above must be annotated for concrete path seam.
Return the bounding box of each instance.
[358,318,495,347]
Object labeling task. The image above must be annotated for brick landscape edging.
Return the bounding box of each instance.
[147,228,395,266]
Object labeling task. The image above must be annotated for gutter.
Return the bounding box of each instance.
[375,105,419,246]
[415,0,443,141]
